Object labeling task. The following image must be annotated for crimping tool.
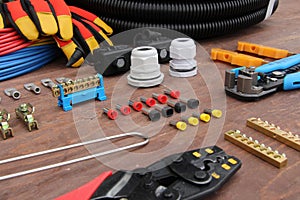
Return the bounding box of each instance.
[225,54,300,101]
[56,146,241,200]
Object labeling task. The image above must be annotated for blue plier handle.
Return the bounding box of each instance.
[255,54,300,90]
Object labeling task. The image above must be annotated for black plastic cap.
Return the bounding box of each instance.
[161,106,174,118]
[148,110,161,122]
[187,99,199,109]
[174,102,187,113]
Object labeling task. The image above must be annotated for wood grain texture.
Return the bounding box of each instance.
[1,1,300,199]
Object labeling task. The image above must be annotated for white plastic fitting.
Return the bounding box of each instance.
[127,46,164,87]
[169,38,198,77]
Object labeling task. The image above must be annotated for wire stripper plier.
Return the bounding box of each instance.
[225,54,300,101]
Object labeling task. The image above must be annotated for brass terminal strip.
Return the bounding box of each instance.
[52,75,101,97]
[247,117,300,151]
[237,41,293,59]
[224,130,287,168]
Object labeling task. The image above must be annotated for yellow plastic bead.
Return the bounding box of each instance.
[200,113,211,123]
[188,117,199,126]
[176,121,187,131]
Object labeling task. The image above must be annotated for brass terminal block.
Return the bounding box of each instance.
[247,117,300,151]
[52,75,101,97]
[224,130,287,168]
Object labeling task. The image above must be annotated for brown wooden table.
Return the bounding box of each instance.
[0,1,300,199]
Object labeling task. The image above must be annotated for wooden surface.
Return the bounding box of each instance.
[1,1,300,199]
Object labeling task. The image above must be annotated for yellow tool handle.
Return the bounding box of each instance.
[211,48,267,67]
[237,41,292,59]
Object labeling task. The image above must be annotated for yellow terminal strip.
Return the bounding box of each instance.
[247,117,300,151]
[237,41,293,59]
[211,48,267,67]
[52,75,101,97]
[224,130,287,168]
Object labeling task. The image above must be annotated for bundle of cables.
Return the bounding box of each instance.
[66,0,279,39]
[0,28,60,81]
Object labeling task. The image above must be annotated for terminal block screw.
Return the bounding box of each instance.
[103,108,118,120]
[128,100,143,111]
[116,104,131,115]
[169,120,187,131]
[154,105,173,118]
[140,97,156,107]
[203,109,222,118]
[193,113,211,123]
[179,98,199,109]
[181,116,199,126]
[141,108,161,122]
[152,93,168,104]
[164,89,180,99]
[167,100,186,113]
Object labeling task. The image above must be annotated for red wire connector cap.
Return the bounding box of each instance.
[128,100,143,111]
[103,108,118,120]
[140,97,156,107]
[152,93,168,104]
[164,89,180,99]
[116,104,131,115]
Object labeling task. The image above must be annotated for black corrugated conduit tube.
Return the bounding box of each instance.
[66,0,279,39]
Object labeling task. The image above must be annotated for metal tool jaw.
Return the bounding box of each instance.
[91,146,241,200]
[225,64,300,101]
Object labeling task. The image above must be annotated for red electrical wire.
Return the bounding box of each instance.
[0,41,33,56]
[0,27,35,55]
[0,28,15,33]
[0,35,23,45]
[0,31,20,41]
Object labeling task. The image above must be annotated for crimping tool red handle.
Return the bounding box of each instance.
[56,146,241,200]
[55,171,112,200]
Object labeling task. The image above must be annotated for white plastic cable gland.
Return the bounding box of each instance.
[169,38,198,78]
[127,46,164,87]
[170,38,196,59]
[170,59,197,71]
[169,67,198,78]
